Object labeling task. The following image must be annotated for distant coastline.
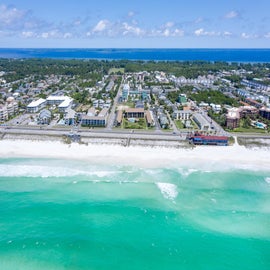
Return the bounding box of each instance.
[0,48,270,62]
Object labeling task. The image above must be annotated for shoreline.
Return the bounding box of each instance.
[1,126,270,148]
[1,136,270,172]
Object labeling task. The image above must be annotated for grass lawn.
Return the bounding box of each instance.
[174,120,184,129]
[120,101,135,108]
[232,127,267,133]
[108,68,125,74]
[123,118,147,129]
[231,118,268,133]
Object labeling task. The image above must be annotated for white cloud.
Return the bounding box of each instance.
[93,20,110,32]
[241,32,258,39]
[40,30,65,39]
[225,10,239,19]
[194,28,220,37]
[163,29,170,37]
[223,31,232,37]
[0,4,27,27]
[21,31,35,38]
[172,29,184,37]
[41,32,49,39]
[194,28,204,36]
[264,32,270,38]
[122,22,144,36]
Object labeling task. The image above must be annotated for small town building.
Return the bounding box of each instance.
[259,107,270,120]
[0,105,8,121]
[173,110,192,120]
[135,101,144,109]
[27,98,46,113]
[64,108,77,126]
[159,114,169,129]
[226,108,240,129]
[124,108,145,118]
[178,94,187,105]
[193,113,210,131]
[145,110,155,127]
[116,110,123,126]
[81,108,108,127]
[46,96,73,112]
[38,109,52,125]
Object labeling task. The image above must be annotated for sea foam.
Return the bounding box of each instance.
[156,182,178,201]
[265,177,270,184]
[0,164,115,178]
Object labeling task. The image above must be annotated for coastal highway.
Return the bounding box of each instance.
[0,125,186,141]
[1,125,269,142]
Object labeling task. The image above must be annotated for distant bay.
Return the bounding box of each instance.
[0,48,270,62]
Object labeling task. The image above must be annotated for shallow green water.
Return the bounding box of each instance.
[0,158,269,270]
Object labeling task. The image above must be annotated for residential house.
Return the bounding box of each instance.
[64,108,77,126]
[145,110,155,127]
[38,109,52,125]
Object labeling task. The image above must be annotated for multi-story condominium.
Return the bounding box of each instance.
[46,96,73,112]
[0,105,8,121]
[259,107,270,120]
[0,99,18,121]
[193,113,211,131]
[226,108,240,129]
[81,108,109,127]
[173,110,192,120]
[27,98,46,113]
[124,108,145,118]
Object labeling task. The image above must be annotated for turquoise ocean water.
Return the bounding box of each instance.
[0,157,270,270]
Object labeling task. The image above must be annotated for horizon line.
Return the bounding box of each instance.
[1,47,270,50]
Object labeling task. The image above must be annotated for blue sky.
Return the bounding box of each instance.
[0,0,270,48]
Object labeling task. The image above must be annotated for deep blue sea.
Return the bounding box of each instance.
[0,48,270,62]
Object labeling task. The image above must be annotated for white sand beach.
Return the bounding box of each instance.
[0,139,269,171]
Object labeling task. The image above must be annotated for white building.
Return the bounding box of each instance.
[46,96,73,112]
[173,110,192,120]
[193,113,211,131]
[27,98,46,113]
[64,108,77,126]
[0,105,8,121]
[0,100,18,121]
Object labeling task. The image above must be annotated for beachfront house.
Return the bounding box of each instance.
[145,110,155,127]
[38,109,52,125]
[64,108,77,126]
